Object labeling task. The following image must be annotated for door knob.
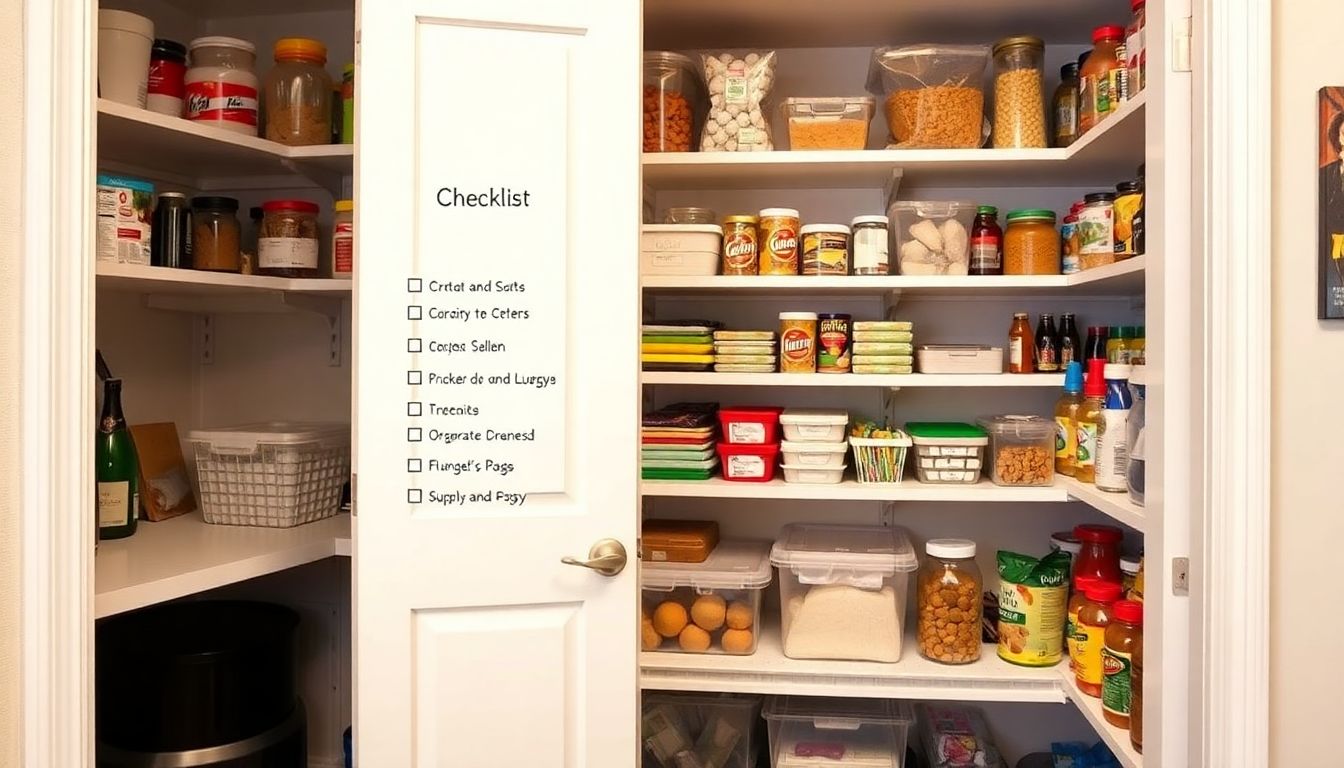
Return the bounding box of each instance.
[561,538,627,577]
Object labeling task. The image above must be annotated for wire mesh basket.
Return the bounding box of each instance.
[849,433,913,484]
[189,423,350,528]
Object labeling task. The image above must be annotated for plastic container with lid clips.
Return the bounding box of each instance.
[717,406,783,445]
[780,96,876,150]
[770,523,919,662]
[640,224,721,276]
[764,696,914,768]
[779,408,848,443]
[185,37,259,135]
[265,38,333,146]
[641,539,772,655]
[979,414,1057,486]
[906,422,988,484]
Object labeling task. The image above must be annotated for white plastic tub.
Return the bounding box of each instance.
[780,464,846,484]
[917,344,1004,374]
[780,440,847,468]
[906,422,989,484]
[770,524,918,662]
[779,408,849,443]
[642,539,773,655]
[765,696,914,768]
[641,224,722,275]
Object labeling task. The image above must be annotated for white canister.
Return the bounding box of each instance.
[185,37,260,135]
[98,10,154,108]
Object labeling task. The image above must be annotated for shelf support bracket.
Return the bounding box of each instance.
[280,158,346,199]
[199,314,215,365]
[282,294,343,367]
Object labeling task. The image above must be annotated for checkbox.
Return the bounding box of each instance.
[408,338,422,353]
[408,458,423,473]
[408,427,422,442]
[408,305,422,320]
[407,489,423,503]
[408,402,423,416]
[408,370,422,385]
[408,278,423,293]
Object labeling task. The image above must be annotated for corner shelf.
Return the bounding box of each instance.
[1058,476,1147,532]
[1061,671,1143,768]
[641,372,1065,388]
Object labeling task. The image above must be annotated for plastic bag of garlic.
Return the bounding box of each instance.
[700,51,777,152]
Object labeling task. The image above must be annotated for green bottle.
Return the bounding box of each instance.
[96,378,139,540]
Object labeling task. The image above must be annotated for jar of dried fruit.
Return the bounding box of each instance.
[917,539,983,665]
[258,200,321,278]
[992,36,1047,148]
[264,38,333,146]
[643,52,705,153]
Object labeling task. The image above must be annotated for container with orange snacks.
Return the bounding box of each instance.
[778,312,818,373]
[721,215,760,274]
[759,208,801,275]
[1102,599,1143,729]
[1075,580,1122,697]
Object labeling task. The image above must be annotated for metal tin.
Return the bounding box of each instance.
[758,208,800,275]
[721,215,759,275]
[817,313,852,373]
[151,192,191,268]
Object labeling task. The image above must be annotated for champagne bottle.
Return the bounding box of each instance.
[96,378,139,540]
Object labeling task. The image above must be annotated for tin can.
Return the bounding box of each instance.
[721,215,759,275]
[801,224,851,276]
[1113,180,1143,257]
[778,312,818,373]
[817,313,852,373]
[151,191,191,268]
[1060,205,1081,275]
[759,207,800,275]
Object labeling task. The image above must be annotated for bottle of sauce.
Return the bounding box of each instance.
[1066,574,1099,674]
[1074,358,1107,482]
[1080,25,1126,133]
[1053,62,1081,148]
[1095,364,1133,492]
[970,206,1003,275]
[1103,599,1144,729]
[1074,523,1124,583]
[1009,312,1034,373]
[1059,313,1082,366]
[1075,580,1122,697]
[1129,325,1145,363]
[1130,623,1144,752]
[1084,326,1110,365]
[1034,314,1060,372]
[1106,326,1128,363]
[1055,361,1085,476]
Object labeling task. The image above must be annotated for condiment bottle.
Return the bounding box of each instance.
[1034,313,1060,372]
[1120,555,1141,596]
[1075,580,1123,697]
[1073,523,1124,583]
[1074,359,1107,483]
[1106,326,1128,363]
[1066,574,1099,674]
[1084,325,1110,365]
[1095,364,1133,492]
[1059,313,1082,366]
[1131,326,1146,364]
[1008,312,1034,373]
[1126,365,1147,506]
[1055,361,1085,476]
[970,206,1003,275]
[1128,0,1147,96]
[1052,62,1081,148]
[1130,622,1144,752]
[1103,600,1144,728]
[1079,25,1126,133]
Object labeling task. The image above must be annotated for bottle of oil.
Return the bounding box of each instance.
[1074,358,1107,484]
[1054,361,1085,476]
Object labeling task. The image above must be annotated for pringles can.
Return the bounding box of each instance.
[778,312,818,373]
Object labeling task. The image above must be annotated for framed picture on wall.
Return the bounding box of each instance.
[1319,87,1344,319]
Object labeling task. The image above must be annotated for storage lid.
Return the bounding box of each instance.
[799,224,851,235]
[764,695,914,727]
[759,207,800,218]
[976,205,998,215]
[889,200,975,217]
[1006,208,1057,223]
[1085,192,1117,204]
[905,422,988,445]
[334,199,354,213]
[781,96,875,119]
[992,35,1044,56]
[190,195,239,211]
[1104,363,1133,380]
[643,50,698,75]
[1050,531,1081,555]
[99,9,154,37]
[926,538,976,559]
[1113,599,1144,623]
[188,422,349,449]
[723,214,759,225]
[642,224,722,235]
[719,405,783,419]
[778,312,819,321]
[976,415,1056,440]
[1084,581,1123,603]
[1093,24,1126,42]
[1117,180,1143,194]
[850,214,889,227]
[1121,555,1142,575]
[780,440,848,453]
[189,36,255,54]
[262,199,320,214]
[770,524,918,587]
[152,39,187,60]
[158,191,187,200]
[1061,61,1080,79]
[1074,523,1124,544]
[642,539,773,590]
[274,37,327,64]
[779,408,848,426]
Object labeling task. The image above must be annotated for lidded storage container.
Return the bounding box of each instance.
[770,524,918,662]
[906,422,988,484]
[642,693,763,767]
[185,37,259,135]
[258,200,321,278]
[917,539,983,664]
[889,200,977,276]
[264,38,333,146]
[1004,209,1061,275]
[978,414,1057,486]
[992,36,1047,148]
[641,224,722,276]
[780,96,875,150]
[764,696,914,768]
[190,196,241,272]
[870,45,990,148]
[779,408,848,442]
[643,52,706,152]
[641,540,772,655]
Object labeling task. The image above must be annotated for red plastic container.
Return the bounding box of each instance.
[717,406,784,445]
[717,442,780,482]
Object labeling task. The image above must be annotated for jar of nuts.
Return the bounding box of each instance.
[917,539,983,665]
[644,52,706,153]
[991,36,1047,149]
[978,415,1057,486]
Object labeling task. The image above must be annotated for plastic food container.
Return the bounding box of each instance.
[185,37,259,135]
[780,440,847,468]
[764,696,914,768]
[779,409,848,442]
[870,44,990,148]
[641,519,720,563]
[717,442,780,482]
[642,693,763,766]
[780,96,875,150]
[98,10,155,108]
[889,200,977,276]
[977,415,1056,487]
[916,344,1004,374]
[644,51,706,153]
[1004,209,1061,275]
[906,422,989,484]
[642,539,772,655]
[771,524,918,662]
[850,431,913,484]
[662,206,717,225]
[717,406,783,445]
[780,464,846,485]
[640,224,722,276]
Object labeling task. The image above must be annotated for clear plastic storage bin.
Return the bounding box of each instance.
[764,696,914,768]
[870,44,990,148]
[643,540,772,655]
[644,51,706,153]
[850,431,913,484]
[780,96,875,150]
[643,692,763,768]
[889,200,978,276]
[770,524,918,662]
[779,409,849,442]
[906,422,988,484]
[188,422,350,528]
[978,415,1056,487]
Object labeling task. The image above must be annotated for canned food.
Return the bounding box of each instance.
[817,313,852,373]
[1077,192,1116,270]
[801,224,850,276]
[721,215,759,275]
[759,207,801,275]
[778,312,818,373]
[1113,181,1142,257]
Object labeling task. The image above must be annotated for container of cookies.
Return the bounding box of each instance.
[641,540,772,655]
[977,414,1056,486]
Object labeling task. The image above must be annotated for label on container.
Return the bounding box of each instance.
[333,223,354,275]
[726,454,765,478]
[1114,193,1142,255]
[259,237,319,269]
[971,235,1001,272]
[1075,622,1108,686]
[1055,415,1075,462]
[185,80,259,127]
[852,227,888,273]
[1077,206,1114,255]
[1009,337,1025,369]
[727,422,765,444]
[148,58,186,99]
[1095,409,1130,489]
[724,68,748,105]
[1066,606,1082,672]
[1102,647,1134,716]
[997,578,1067,666]
[97,481,136,527]
[1054,102,1078,144]
[737,126,764,147]
[1076,421,1099,467]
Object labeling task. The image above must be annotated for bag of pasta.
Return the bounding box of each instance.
[996,549,1070,667]
[869,45,990,148]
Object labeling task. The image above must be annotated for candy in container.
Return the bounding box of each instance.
[700,51,777,152]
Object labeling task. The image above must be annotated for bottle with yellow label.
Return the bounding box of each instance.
[1066,575,1099,673]
[1075,358,1107,483]
[1055,362,1085,476]
[1074,580,1122,697]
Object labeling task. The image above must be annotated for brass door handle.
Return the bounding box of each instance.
[561,538,627,577]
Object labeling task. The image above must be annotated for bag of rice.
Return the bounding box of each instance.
[996,549,1070,667]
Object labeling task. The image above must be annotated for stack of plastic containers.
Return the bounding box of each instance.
[716,406,782,482]
[641,540,772,655]
[905,422,989,484]
[778,408,849,484]
[642,404,719,480]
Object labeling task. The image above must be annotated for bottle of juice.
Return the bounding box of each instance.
[1080,25,1125,133]
[1075,580,1122,697]
[1054,361,1085,476]
[1074,358,1106,483]
[1066,574,1099,674]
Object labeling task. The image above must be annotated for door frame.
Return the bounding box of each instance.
[14,0,1269,765]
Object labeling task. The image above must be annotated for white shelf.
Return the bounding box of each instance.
[641,625,1065,703]
[97,263,351,298]
[642,94,1145,191]
[641,372,1065,388]
[95,512,351,619]
[1058,476,1147,532]
[643,256,1146,297]
[1061,671,1143,768]
[643,477,1067,503]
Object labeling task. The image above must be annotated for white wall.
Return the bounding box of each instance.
[1270,1,1344,763]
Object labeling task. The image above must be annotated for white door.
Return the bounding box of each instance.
[353,0,641,764]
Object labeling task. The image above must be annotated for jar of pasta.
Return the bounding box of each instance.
[258,200,320,278]
[1004,209,1060,275]
[992,36,1047,148]
[264,38,332,146]
[917,539,982,664]
[189,196,241,272]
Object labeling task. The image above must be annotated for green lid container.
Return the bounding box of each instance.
[904,422,989,445]
[976,205,998,215]
[1006,208,1057,223]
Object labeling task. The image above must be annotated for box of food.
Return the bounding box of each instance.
[642,540,772,655]
[977,415,1056,487]
[780,96,875,150]
[96,173,154,265]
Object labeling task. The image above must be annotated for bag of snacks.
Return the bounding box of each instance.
[700,51,777,152]
[916,703,1008,768]
[996,549,1071,667]
[869,45,990,148]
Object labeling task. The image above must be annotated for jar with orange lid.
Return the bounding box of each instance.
[1003,209,1060,275]
[264,37,333,145]
[1074,580,1122,697]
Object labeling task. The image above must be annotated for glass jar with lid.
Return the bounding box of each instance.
[850,215,890,275]
[185,37,259,135]
[663,206,717,225]
[1053,62,1081,147]
[264,38,333,146]
[992,36,1047,148]
[1003,209,1060,275]
[643,52,706,152]
[916,538,982,665]
[189,196,241,272]
[258,200,321,278]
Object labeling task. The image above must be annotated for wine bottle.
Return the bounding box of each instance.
[96,378,139,540]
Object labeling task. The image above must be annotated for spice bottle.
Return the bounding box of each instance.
[1034,313,1060,373]
[1130,624,1145,752]
[1060,314,1082,366]
[1095,364,1133,493]
[1074,359,1107,483]
[1079,25,1125,133]
[1066,574,1099,673]
[1055,361,1085,476]
[1074,523,1124,584]
[1008,312,1034,373]
[1053,62,1081,148]
[264,38,334,146]
[917,539,982,665]
[1075,580,1122,697]
[1085,326,1110,364]
[1103,599,1143,728]
[331,199,354,279]
[969,206,1003,275]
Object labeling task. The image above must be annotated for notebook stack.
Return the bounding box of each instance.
[642,321,720,372]
[851,321,916,375]
[642,403,719,481]
[712,330,777,373]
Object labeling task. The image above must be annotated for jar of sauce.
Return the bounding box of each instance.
[970,206,1003,275]
[258,200,321,278]
[1066,575,1099,673]
[1080,25,1125,133]
[1004,209,1060,275]
[1074,524,1123,583]
[1103,600,1143,729]
[1008,312,1034,373]
[1075,580,1122,697]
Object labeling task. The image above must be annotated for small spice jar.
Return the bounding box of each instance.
[331,199,354,279]
[992,36,1047,149]
[264,38,333,146]
[258,200,321,278]
[1003,209,1060,275]
[800,224,850,276]
[917,538,982,665]
[850,215,890,275]
[189,196,241,272]
[146,39,187,117]
[1078,192,1117,269]
[721,215,759,275]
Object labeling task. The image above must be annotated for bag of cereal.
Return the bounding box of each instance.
[996,549,1070,667]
